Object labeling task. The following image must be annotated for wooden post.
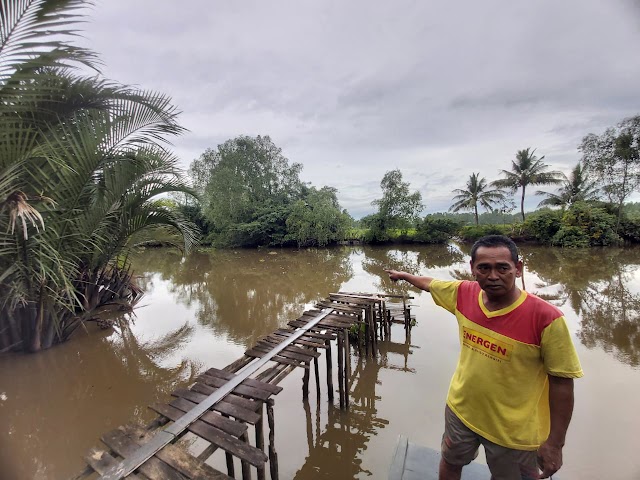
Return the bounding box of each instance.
[241,431,251,480]
[267,400,278,480]
[343,328,350,410]
[325,339,334,401]
[313,354,321,400]
[256,405,265,480]
[364,308,370,357]
[226,454,235,477]
[302,361,310,400]
[337,331,345,409]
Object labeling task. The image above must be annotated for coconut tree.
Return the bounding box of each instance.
[0,1,199,352]
[536,162,600,209]
[492,148,563,221]
[449,172,506,225]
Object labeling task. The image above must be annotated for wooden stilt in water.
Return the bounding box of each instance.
[267,399,278,480]
[325,339,334,402]
[343,328,350,410]
[302,361,310,399]
[313,354,321,400]
[240,430,251,480]
[256,405,265,480]
[337,332,345,409]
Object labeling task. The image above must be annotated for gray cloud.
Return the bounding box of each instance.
[84,0,640,217]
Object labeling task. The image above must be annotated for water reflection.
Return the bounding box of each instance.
[522,246,640,368]
[361,244,466,296]
[131,248,353,347]
[0,322,199,479]
[3,245,640,479]
[357,243,640,369]
[293,334,416,479]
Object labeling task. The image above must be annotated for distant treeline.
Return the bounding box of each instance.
[180,115,640,249]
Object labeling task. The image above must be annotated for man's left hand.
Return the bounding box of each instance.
[537,440,563,478]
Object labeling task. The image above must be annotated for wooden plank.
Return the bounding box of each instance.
[185,420,268,468]
[244,348,307,368]
[269,333,328,349]
[197,373,272,401]
[171,388,260,424]
[126,425,233,480]
[315,301,363,314]
[205,368,283,395]
[253,343,317,363]
[84,448,143,480]
[256,338,321,358]
[149,402,246,438]
[190,382,261,413]
[100,428,184,480]
[100,308,333,480]
[331,292,382,302]
[276,328,335,340]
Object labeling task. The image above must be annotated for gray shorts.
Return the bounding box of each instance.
[441,405,540,480]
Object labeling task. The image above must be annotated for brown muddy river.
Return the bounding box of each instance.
[1,245,640,479]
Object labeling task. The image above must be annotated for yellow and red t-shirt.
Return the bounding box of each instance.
[430,279,583,450]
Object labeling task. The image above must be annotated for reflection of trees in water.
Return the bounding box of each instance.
[293,335,414,479]
[110,319,201,392]
[361,244,466,295]
[523,246,640,367]
[130,248,353,346]
[0,323,199,480]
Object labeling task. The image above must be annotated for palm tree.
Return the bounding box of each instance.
[0,1,199,352]
[449,173,506,225]
[492,148,563,221]
[536,162,600,209]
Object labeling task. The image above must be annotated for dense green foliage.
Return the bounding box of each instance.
[522,209,563,244]
[580,115,640,231]
[0,1,197,352]
[365,169,423,243]
[554,202,621,247]
[189,136,350,247]
[371,169,423,232]
[415,217,461,243]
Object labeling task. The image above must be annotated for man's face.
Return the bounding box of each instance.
[470,246,522,299]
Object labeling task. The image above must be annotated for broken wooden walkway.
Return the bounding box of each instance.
[72,291,414,480]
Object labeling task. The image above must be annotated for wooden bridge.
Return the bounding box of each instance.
[71,291,415,480]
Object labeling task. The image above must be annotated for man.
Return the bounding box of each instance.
[385,235,582,480]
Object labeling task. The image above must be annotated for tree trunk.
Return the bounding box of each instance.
[520,186,526,222]
[474,205,479,225]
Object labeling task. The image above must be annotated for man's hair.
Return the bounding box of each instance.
[470,235,519,264]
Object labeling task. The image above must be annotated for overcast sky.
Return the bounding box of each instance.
[84,1,640,218]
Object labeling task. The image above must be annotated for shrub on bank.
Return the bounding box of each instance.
[552,202,621,247]
[459,224,509,242]
[523,209,563,244]
[415,217,461,244]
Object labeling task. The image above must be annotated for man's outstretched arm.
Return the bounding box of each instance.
[384,269,434,292]
[537,376,575,479]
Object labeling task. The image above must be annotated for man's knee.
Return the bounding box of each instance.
[439,456,463,480]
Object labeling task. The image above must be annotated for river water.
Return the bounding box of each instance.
[1,244,639,479]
